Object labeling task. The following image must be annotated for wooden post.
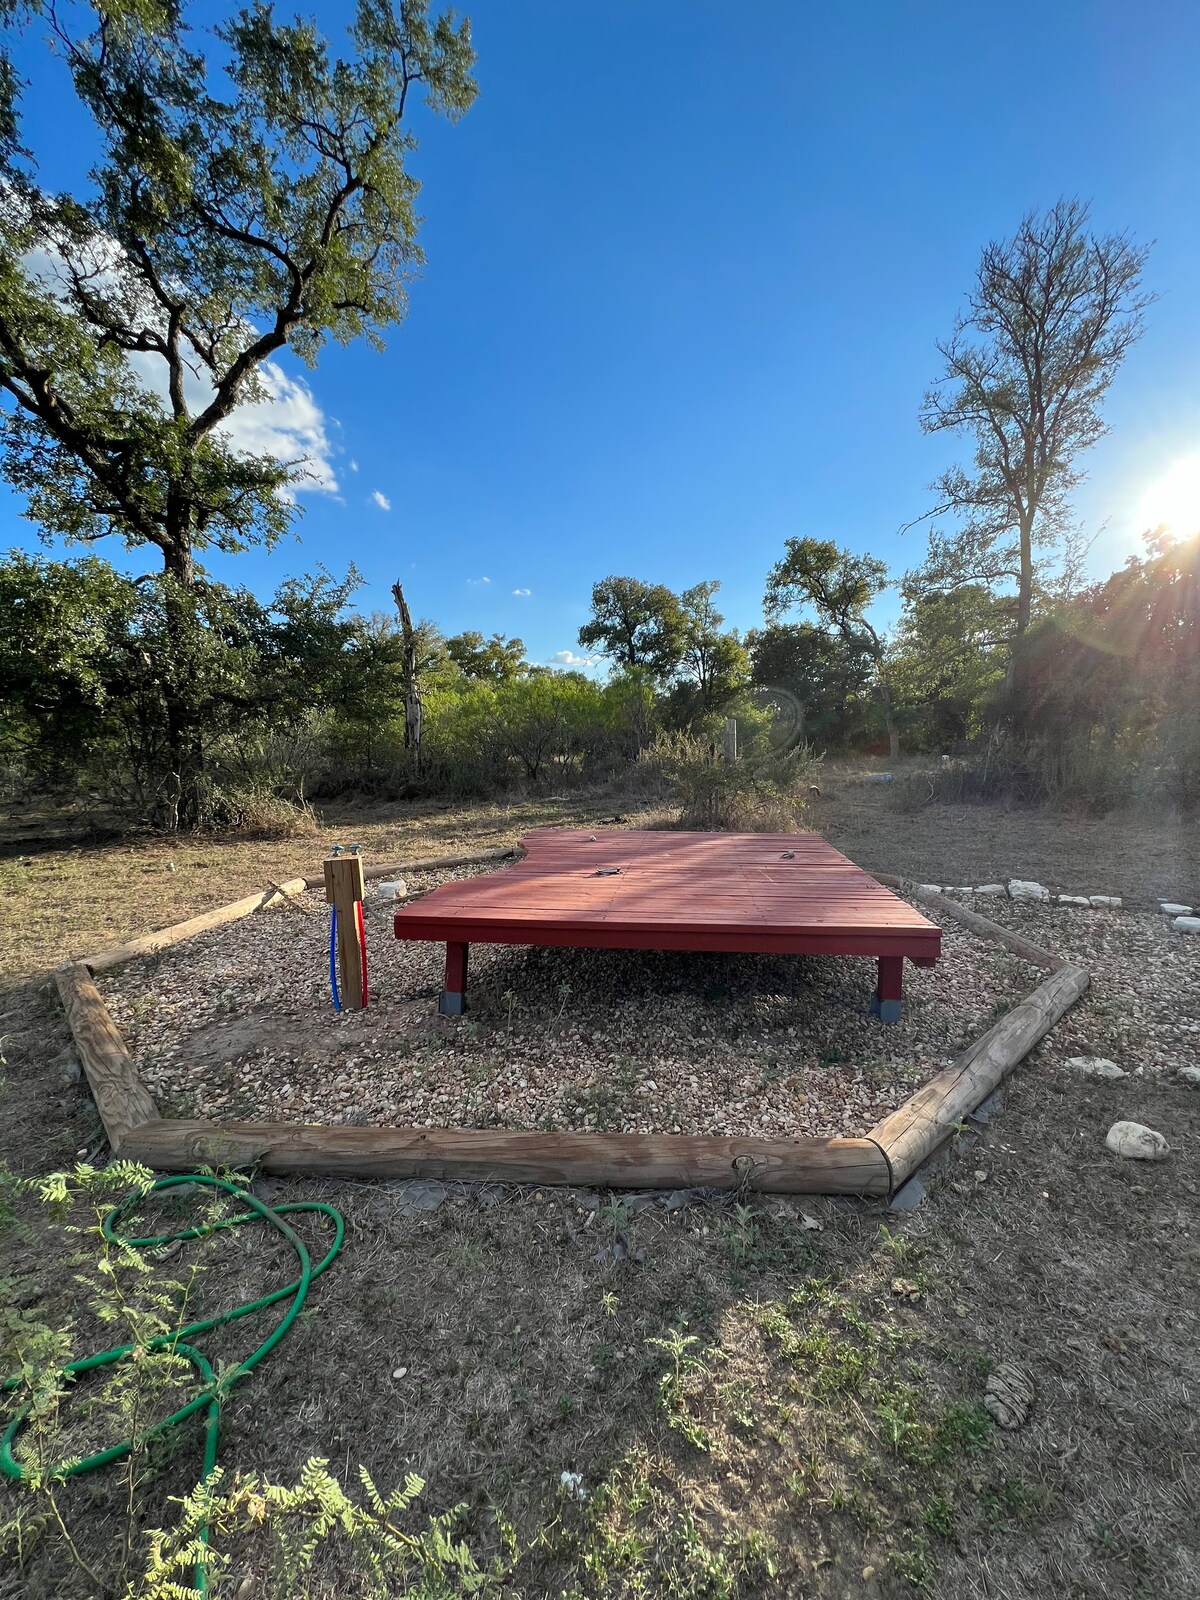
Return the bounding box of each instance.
[722,716,738,763]
[440,941,469,1015]
[872,954,904,1023]
[323,854,367,1010]
[869,963,1090,1186]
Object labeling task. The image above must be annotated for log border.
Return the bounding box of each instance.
[54,855,1087,1195]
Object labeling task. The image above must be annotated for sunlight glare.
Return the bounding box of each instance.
[1138,454,1200,536]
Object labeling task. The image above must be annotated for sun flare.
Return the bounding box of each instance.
[1138,454,1200,537]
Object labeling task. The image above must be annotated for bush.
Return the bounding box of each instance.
[639,731,821,832]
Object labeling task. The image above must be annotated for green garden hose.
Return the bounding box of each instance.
[1,1173,345,1595]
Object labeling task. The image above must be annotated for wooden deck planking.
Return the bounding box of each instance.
[394,831,941,981]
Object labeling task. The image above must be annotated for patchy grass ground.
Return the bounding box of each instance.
[2,785,1198,1598]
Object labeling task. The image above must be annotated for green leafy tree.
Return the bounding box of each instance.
[764,538,900,757]
[0,0,477,823]
[446,629,528,682]
[578,575,685,682]
[746,620,876,748]
[0,548,139,782]
[888,584,1010,749]
[911,200,1150,643]
[674,580,748,718]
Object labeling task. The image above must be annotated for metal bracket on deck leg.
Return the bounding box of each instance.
[870,993,902,1024]
[439,991,466,1016]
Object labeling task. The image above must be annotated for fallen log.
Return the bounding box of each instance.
[304,846,518,890]
[866,872,1065,971]
[84,878,310,976]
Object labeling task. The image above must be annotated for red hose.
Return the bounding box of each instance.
[355,901,368,1007]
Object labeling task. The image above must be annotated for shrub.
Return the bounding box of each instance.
[639,731,821,832]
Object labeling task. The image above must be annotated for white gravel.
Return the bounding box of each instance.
[98,867,1198,1141]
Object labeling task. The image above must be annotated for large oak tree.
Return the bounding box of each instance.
[0,0,476,821]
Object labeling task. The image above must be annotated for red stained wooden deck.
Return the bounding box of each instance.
[393,829,941,1021]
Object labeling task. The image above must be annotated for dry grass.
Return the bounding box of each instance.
[2,784,1199,1598]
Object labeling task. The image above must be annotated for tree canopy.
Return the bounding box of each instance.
[911,199,1150,640]
[577,575,685,681]
[0,0,476,582]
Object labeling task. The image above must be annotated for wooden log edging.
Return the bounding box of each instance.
[79,849,520,978]
[304,846,519,891]
[52,849,1087,1195]
[55,963,161,1151]
[867,962,1090,1187]
[119,1119,891,1195]
[868,872,1066,971]
[84,878,311,976]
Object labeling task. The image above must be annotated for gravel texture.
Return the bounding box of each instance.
[98,866,1198,1140]
[962,894,1200,1081]
[99,863,1044,1140]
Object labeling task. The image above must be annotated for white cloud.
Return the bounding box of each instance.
[467,576,491,587]
[371,490,391,511]
[215,362,338,495]
[513,586,532,596]
[550,649,601,668]
[349,459,359,473]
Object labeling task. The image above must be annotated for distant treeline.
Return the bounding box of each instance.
[1,528,1196,828]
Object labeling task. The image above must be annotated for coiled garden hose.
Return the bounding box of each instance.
[1,1173,345,1596]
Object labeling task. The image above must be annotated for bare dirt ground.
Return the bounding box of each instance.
[2,785,1198,1599]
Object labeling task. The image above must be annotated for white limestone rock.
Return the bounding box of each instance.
[1105,1121,1170,1161]
[975,883,1006,895]
[375,879,408,900]
[1089,895,1123,909]
[1160,902,1193,916]
[1066,1056,1126,1080]
[1008,880,1050,902]
[915,884,942,896]
[1057,895,1091,907]
[1173,916,1200,935]
[1178,1066,1200,1087]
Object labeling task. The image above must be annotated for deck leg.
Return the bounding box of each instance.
[439,941,469,1016]
[871,955,903,1024]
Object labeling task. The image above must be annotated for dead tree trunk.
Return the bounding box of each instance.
[391,581,423,771]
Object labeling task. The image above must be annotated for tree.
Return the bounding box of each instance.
[0,0,476,822]
[912,200,1151,643]
[764,538,901,758]
[747,621,877,747]
[578,576,684,681]
[675,581,748,717]
[888,585,1010,749]
[446,630,528,683]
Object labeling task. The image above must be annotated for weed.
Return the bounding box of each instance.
[923,1493,955,1537]
[984,1476,1054,1528]
[645,1328,719,1453]
[893,1531,936,1587]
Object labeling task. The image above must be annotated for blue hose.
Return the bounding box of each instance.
[329,903,341,1011]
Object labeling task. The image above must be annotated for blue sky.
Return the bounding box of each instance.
[4,0,1200,665]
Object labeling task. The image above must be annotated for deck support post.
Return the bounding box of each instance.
[872,955,904,1024]
[439,941,469,1016]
